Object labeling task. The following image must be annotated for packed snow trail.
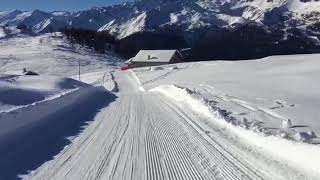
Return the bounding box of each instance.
[29,72,286,180]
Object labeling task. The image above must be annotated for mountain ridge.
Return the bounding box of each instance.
[0,0,319,38]
[1,0,320,60]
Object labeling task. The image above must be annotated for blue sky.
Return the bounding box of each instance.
[0,0,132,12]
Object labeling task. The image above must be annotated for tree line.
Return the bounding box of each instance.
[62,28,189,59]
[63,28,116,53]
[62,25,320,61]
[190,24,320,60]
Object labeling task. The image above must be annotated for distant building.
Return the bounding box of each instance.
[128,50,183,68]
[23,68,39,76]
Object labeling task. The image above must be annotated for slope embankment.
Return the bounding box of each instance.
[0,86,117,180]
[149,84,320,179]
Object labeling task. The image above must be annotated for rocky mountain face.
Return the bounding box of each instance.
[1,0,320,59]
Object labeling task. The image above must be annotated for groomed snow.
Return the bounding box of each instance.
[26,68,320,180]
[149,84,320,178]
[133,54,320,178]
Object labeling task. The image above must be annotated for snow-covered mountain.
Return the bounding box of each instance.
[0,0,319,37]
[93,0,320,39]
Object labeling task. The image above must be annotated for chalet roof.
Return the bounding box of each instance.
[132,50,178,63]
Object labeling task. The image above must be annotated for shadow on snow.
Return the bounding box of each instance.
[0,89,117,180]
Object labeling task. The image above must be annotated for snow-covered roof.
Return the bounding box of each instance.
[132,50,178,63]
[125,58,134,64]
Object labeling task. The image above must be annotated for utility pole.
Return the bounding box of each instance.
[78,60,81,81]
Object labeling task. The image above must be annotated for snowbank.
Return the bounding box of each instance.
[0,74,89,112]
[0,84,117,179]
[134,54,320,139]
[150,84,320,178]
[0,86,99,139]
[0,74,97,141]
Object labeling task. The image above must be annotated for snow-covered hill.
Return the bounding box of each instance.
[0,33,122,76]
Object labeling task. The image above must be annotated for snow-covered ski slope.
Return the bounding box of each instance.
[27,71,317,180]
[24,68,320,180]
[1,35,320,179]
